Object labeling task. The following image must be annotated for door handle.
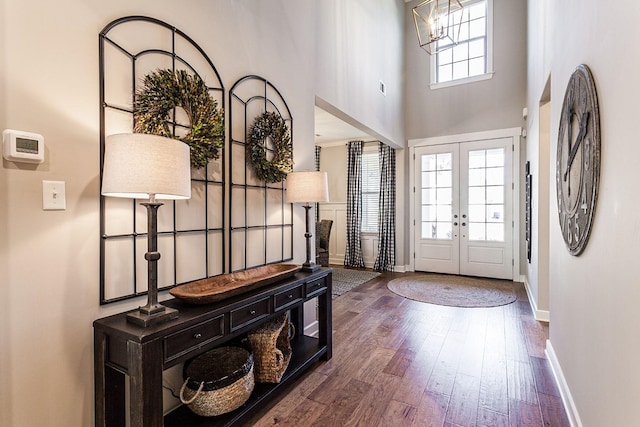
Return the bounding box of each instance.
[454,222,458,226]
[453,214,458,219]
[461,222,467,227]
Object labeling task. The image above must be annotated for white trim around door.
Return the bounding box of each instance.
[409,127,522,280]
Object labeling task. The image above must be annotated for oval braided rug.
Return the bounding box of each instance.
[387,274,516,308]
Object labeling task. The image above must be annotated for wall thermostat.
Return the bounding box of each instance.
[3,129,45,164]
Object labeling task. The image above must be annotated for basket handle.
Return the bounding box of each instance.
[179,378,205,405]
[274,348,284,368]
[288,322,296,341]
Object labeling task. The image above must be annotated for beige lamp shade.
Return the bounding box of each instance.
[102,133,191,200]
[285,171,329,204]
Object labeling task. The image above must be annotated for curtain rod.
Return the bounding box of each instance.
[342,140,380,145]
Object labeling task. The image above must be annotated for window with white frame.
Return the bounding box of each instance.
[432,0,492,88]
[361,147,380,233]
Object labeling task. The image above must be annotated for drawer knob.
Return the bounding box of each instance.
[249,310,256,315]
[288,294,294,299]
[193,333,202,339]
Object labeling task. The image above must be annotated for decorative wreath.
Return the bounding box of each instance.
[133,69,224,169]
[247,111,294,183]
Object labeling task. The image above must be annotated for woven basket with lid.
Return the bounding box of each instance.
[180,346,254,417]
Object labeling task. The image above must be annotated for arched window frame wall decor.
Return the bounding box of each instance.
[99,16,226,304]
[229,75,294,272]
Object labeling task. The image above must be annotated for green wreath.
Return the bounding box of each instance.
[133,69,224,169]
[247,111,294,183]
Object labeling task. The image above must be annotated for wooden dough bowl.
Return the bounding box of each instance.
[170,264,301,305]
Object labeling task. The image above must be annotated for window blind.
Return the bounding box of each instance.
[361,150,380,233]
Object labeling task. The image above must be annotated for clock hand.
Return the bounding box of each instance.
[564,111,590,182]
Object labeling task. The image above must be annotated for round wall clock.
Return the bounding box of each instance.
[556,64,601,256]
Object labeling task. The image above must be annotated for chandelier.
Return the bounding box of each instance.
[412,0,464,55]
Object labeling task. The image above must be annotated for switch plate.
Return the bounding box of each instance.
[43,180,66,210]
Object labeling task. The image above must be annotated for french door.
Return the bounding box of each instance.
[414,138,513,280]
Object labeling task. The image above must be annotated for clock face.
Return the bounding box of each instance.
[556,64,601,256]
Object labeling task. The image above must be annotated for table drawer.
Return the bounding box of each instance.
[164,315,224,362]
[230,297,271,331]
[306,277,327,296]
[275,285,304,311]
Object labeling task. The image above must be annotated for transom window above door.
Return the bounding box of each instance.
[431,0,494,89]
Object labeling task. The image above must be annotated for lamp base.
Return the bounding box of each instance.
[301,262,322,273]
[126,306,179,327]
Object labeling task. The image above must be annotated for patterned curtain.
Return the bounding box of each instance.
[315,145,321,221]
[374,142,396,271]
[314,145,321,171]
[344,141,365,268]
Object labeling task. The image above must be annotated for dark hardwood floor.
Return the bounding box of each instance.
[248,270,570,427]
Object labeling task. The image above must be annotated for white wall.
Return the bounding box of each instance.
[0,1,317,426]
[404,0,527,140]
[318,144,348,265]
[525,92,551,319]
[315,0,406,149]
[528,0,640,425]
[524,0,553,323]
[528,99,551,318]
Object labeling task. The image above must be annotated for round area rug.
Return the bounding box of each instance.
[387,274,516,308]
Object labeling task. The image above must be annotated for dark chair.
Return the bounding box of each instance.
[315,219,333,267]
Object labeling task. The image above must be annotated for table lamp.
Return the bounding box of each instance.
[285,171,329,272]
[102,133,191,327]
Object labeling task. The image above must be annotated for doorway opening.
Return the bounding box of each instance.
[409,128,522,281]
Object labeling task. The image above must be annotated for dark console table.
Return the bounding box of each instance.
[94,268,332,427]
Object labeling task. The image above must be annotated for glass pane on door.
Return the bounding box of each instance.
[420,153,453,240]
[467,148,505,242]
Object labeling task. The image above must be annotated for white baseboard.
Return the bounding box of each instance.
[327,259,408,273]
[523,276,550,322]
[304,320,319,338]
[545,340,583,427]
[329,256,343,266]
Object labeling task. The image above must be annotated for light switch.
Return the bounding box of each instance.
[43,180,66,210]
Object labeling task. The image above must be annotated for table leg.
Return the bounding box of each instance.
[127,340,164,427]
[318,274,333,360]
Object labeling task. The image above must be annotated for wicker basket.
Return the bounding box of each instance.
[247,313,294,383]
[179,346,254,417]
